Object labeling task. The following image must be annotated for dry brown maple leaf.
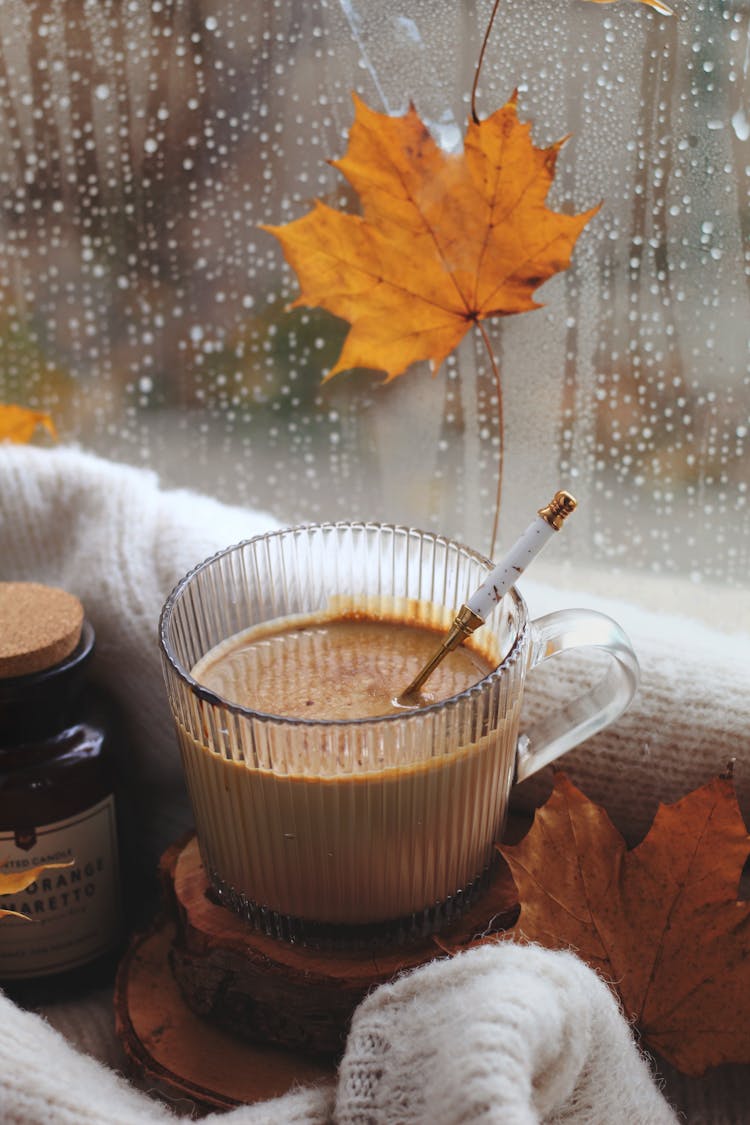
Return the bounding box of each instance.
[263,92,598,383]
[0,860,74,920]
[490,771,750,1076]
[0,403,57,444]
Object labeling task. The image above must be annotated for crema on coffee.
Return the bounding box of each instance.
[193,614,492,719]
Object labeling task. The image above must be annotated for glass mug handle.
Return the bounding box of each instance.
[515,609,640,783]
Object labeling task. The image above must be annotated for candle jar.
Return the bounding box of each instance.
[0,583,123,998]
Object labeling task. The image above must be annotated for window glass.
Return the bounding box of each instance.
[0,1,747,619]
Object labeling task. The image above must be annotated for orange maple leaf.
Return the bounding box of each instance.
[0,859,74,920]
[492,772,750,1076]
[0,403,57,444]
[263,93,598,383]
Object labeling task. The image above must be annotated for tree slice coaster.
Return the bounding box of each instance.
[160,831,521,1058]
[114,917,334,1111]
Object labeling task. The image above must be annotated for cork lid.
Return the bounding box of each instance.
[0,582,85,679]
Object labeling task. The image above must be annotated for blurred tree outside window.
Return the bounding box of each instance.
[0,0,747,627]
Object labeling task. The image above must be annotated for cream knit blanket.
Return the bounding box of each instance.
[0,943,674,1125]
[1,444,747,1123]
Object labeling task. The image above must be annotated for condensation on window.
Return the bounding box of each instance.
[0,0,747,601]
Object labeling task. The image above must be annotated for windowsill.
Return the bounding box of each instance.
[527,560,749,640]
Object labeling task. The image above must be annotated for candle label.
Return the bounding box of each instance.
[0,796,121,979]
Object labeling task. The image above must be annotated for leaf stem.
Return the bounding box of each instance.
[476,319,503,559]
[471,0,503,124]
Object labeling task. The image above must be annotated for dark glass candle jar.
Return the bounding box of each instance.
[0,584,122,996]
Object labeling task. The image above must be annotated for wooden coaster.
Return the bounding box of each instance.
[115,917,333,1111]
[115,831,522,1107]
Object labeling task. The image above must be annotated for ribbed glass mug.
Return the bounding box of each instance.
[159,523,638,945]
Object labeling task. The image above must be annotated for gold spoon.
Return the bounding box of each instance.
[400,491,577,701]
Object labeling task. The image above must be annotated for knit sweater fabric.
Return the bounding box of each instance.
[0,942,677,1125]
[0,443,747,1123]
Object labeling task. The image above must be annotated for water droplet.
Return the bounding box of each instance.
[731,109,750,141]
